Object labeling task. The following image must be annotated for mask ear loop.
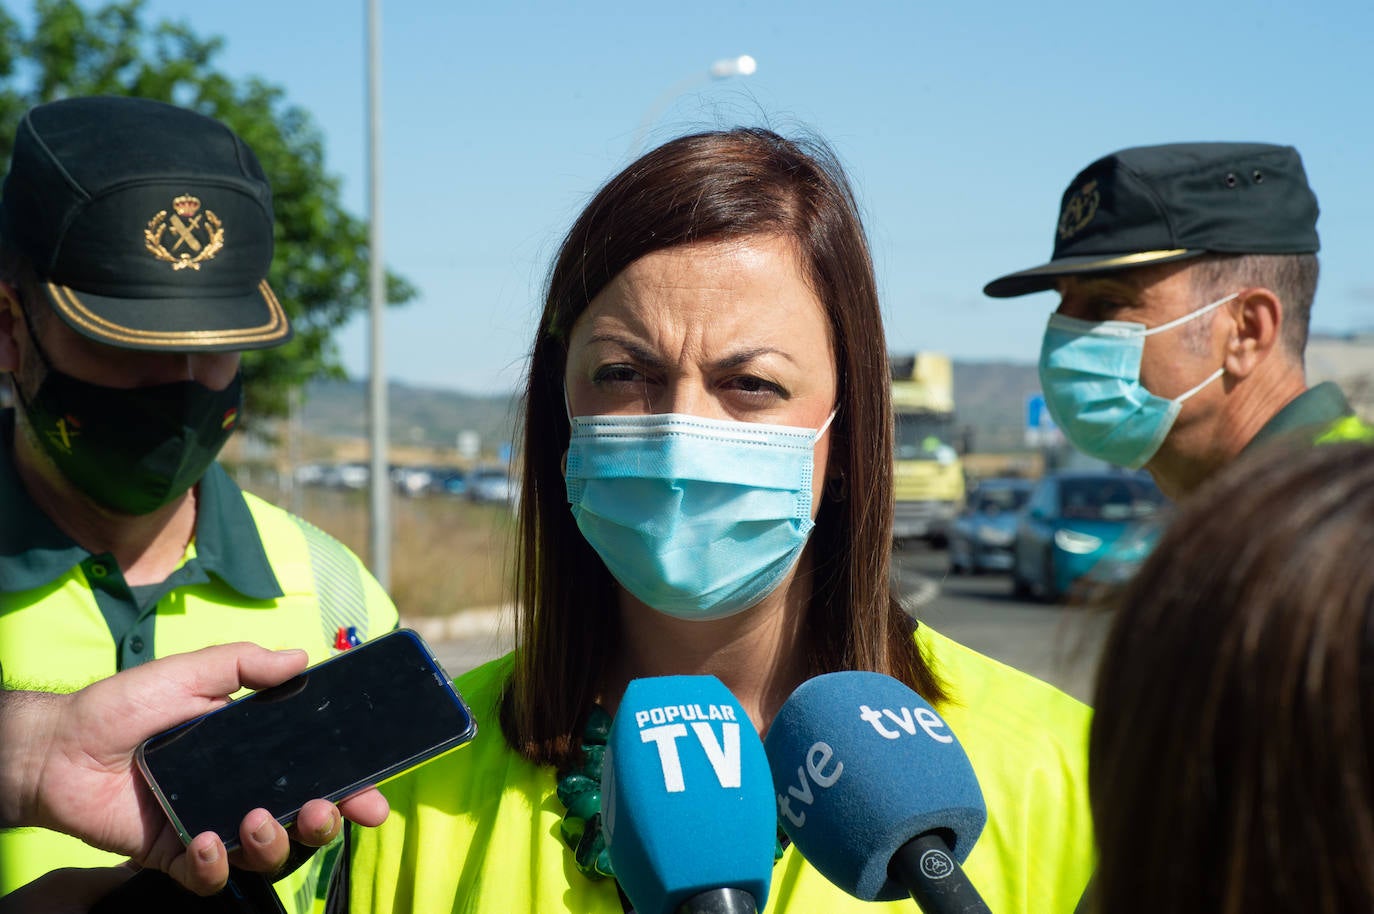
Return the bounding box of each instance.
[1143,292,1238,403]
[563,387,578,430]
[817,406,845,501]
[560,388,578,477]
[812,407,840,443]
[1173,366,1225,404]
[1140,292,1238,336]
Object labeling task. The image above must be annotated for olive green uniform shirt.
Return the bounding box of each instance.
[0,408,399,910]
[1244,381,1370,451]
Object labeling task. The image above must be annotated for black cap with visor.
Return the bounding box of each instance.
[984,142,1320,299]
[0,95,291,351]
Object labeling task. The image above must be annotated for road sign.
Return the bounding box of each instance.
[1024,392,1062,448]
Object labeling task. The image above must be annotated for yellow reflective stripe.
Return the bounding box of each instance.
[1015,249,1192,276]
[1316,415,1374,444]
[46,279,289,348]
[290,514,372,645]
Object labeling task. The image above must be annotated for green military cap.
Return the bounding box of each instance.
[984,142,1320,298]
[0,95,292,351]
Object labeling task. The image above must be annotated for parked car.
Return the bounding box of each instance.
[1011,470,1166,602]
[392,465,436,497]
[1076,513,1168,592]
[428,468,468,497]
[947,478,1033,575]
[465,465,518,505]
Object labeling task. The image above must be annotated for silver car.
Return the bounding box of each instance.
[947,478,1033,575]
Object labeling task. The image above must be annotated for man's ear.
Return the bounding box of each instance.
[0,283,20,375]
[1222,287,1283,380]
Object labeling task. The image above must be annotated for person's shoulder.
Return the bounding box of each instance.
[403,651,517,778]
[452,652,517,719]
[237,487,371,569]
[1317,414,1374,445]
[1249,382,1359,451]
[918,627,1095,914]
[917,625,1091,755]
[379,651,521,808]
[233,485,398,624]
[237,487,331,539]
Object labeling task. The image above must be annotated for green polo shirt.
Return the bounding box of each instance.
[0,408,283,671]
[1243,381,1360,453]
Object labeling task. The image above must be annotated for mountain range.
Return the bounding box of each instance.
[298,359,1042,457]
[299,328,1372,459]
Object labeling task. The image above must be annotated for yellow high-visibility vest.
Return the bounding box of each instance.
[347,626,1095,914]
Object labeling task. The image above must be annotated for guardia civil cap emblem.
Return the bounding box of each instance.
[1057,179,1100,241]
[144,195,225,271]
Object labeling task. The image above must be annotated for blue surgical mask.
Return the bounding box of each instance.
[1039,292,1236,469]
[565,410,834,620]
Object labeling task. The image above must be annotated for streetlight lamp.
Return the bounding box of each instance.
[628,55,758,158]
[709,54,757,79]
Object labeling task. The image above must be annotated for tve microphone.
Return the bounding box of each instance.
[763,671,991,912]
[601,675,776,914]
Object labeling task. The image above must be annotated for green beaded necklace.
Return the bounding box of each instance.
[556,705,616,878]
[555,704,788,883]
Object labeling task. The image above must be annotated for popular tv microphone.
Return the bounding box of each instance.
[763,671,991,913]
[601,675,776,914]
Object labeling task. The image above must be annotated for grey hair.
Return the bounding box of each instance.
[1189,253,1319,360]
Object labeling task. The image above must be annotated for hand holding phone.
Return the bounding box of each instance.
[136,629,476,850]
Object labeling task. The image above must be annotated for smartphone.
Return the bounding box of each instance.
[136,628,477,849]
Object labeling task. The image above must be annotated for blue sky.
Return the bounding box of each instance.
[34,0,1374,393]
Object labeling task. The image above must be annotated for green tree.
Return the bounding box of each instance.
[0,0,416,424]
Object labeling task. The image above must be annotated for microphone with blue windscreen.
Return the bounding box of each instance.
[601,675,776,914]
[763,671,991,913]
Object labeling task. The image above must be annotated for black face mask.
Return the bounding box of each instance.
[12,314,243,516]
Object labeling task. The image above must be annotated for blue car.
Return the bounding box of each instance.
[947,478,1034,575]
[1011,470,1166,602]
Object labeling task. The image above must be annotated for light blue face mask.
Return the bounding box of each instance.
[565,410,835,621]
[1039,292,1237,470]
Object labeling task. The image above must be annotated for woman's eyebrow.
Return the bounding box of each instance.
[584,334,795,372]
[583,332,668,373]
[711,347,795,371]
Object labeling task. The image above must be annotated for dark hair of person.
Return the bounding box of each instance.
[1190,252,1319,358]
[1090,440,1374,914]
[500,127,944,768]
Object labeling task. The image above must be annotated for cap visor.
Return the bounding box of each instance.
[42,279,293,352]
[983,249,1204,298]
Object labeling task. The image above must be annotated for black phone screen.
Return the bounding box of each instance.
[136,628,476,848]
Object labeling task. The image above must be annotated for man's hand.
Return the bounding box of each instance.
[3,643,390,895]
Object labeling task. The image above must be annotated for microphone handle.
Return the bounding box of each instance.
[675,887,758,914]
[890,832,992,914]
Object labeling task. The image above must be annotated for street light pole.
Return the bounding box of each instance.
[366,0,390,589]
[628,55,757,158]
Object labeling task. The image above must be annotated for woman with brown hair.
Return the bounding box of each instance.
[344,128,1094,912]
[1091,439,1374,914]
